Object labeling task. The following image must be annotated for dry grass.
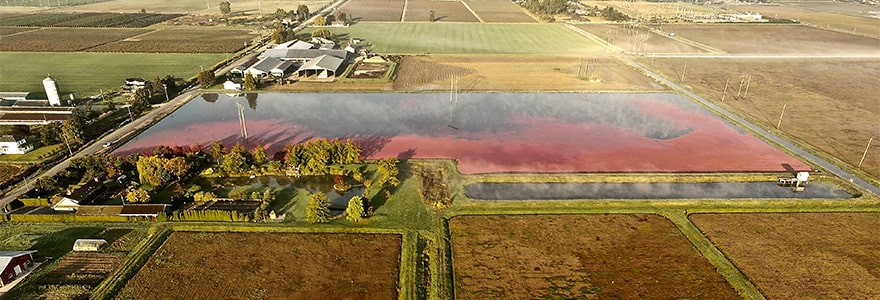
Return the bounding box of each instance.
[691,213,880,299]
[640,57,880,179]
[393,55,664,91]
[450,214,739,299]
[119,232,402,299]
[663,24,880,55]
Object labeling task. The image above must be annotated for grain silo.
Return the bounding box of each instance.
[43,75,62,106]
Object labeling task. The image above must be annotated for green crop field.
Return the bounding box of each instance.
[319,23,602,54]
[0,52,226,97]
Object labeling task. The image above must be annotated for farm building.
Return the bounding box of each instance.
[0,250,37,287]
[246,57,294,78]
[73,239,107,252]
[260,48,349,64]
[0,135,33,155]
[296,55,345,78]
[274,39,314,50]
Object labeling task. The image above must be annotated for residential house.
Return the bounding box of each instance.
[0,135,33,155]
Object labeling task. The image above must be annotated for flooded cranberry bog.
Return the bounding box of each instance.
[117,92,809,174]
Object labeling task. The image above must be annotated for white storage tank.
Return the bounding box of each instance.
[43,75,62,106]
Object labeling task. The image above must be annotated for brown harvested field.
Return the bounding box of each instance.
[450,214,738,299]
[340,0,404,21]
[464,0,536,23]
[575,24,708,54]
[392,55,664,91]
[663,24,880,55]
[732,4,880,38]
[405,0,478,22]
[641,57,880,180]
[119,232,401,299]
[0,27,149,52]
[88,28,257,53]
[691,213,880,299]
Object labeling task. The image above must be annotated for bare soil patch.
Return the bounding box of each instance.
[405,0,478,22]
[464,0,536,23]
[88,28,256,53]
[0,27,149,51]
[575,23,708,54]
[641,57,880,179]
[393,55,664,91]
[662,24,880,55]
[340,0,404,21]
[450,214,739,299]
[119,232,401,299]
[691,213,880,299]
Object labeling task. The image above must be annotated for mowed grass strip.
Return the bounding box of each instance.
[691,213,880,299]
[118,232,402,299]
[322,23,602,54]
[449,214,739,299]
[0,52,226,96]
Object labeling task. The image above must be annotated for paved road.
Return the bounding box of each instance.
[627,60,880,197]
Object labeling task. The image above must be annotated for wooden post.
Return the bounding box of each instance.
[776,102,788,129]
[858,136,873,169]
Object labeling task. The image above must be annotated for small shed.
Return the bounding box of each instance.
[0,250,37,287]
[73,239,107,252]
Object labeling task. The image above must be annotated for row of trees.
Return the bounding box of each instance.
[284,139,362,175]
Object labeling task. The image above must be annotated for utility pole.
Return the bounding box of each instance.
[680,62,687,82]
[776,102,788,129]
[721,78,729,103]
[858,136,873,169]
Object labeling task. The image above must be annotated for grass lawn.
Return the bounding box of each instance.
[317,23,602,54]
[0,223,105,258]
[0,52,227,97]
[0,144,64,162]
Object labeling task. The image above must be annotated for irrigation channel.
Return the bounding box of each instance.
[116,92,809,174]
[466,182,852,200]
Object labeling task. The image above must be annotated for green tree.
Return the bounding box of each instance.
[210,141,226,164]
[126,188,150,203]
[253,144,268,165]
[137,156,170,186]
[219,1,231,15]
[306,192,330,223]
[345,196,364,222]
[164,156,191,181]
[295,5,310,21]
[311,28,332,39]
[197,70,215,87]
[243,73,257,91]
[274,8,287,20]
[315,15,326,26]
[222,150,248,174]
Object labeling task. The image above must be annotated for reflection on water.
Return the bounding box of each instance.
[116,92,810,174]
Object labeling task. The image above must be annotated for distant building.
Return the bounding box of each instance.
[0,135,33,155]
[0,250,37,287]
[43,76,62,106]
[296,54,345,78]
[246,57,294,78]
